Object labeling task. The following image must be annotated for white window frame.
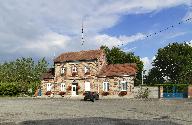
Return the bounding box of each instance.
[47,83,52,91]
[60,67,65,74]
[121,81,127,91]
[60,83,66,92]
[72,65,77,73]
[85,82,90,91]
[103,82,109,92]
[84,66,90,73]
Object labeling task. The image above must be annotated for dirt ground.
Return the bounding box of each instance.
[0,98,191,125]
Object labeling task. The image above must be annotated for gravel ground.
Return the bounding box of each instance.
[0,98,191,125]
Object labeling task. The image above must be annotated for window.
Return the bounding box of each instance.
[103,82,109,92]
[121,81,127,91]
[47,83,52,91]
[84,66,90,74]
[60,83,66,92]
[85,82,90,91]
[72,86,76,91]
[60,67,65,74]
[72,65,77,73]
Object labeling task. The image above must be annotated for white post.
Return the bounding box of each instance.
[141,70,143,85]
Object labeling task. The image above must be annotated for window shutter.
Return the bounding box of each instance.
[107,83,109,91]
[84,67,88,73]
[118,82,121,91]
[126,82,128,90]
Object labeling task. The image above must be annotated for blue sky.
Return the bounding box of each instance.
[103,4,191,56]
[0,0,192,71]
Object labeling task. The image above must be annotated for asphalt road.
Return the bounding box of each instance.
[2,117,179,125]
[0,98,191,125]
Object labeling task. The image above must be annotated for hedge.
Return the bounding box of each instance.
[0,82,21,96]
[0,82,41,96]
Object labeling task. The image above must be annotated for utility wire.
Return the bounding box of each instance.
[119,17,192,47]
[80,16,192,48]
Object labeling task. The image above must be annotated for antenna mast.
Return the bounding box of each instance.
[81,19,84,46]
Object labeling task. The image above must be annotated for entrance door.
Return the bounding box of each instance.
[72,85,77,96]
[38,88,42,96]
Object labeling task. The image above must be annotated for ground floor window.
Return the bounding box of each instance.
[103,82,109,92]
[46,83,52,91]
[85,82,90,91]
[60,83,66,91]
[121,81,127,91]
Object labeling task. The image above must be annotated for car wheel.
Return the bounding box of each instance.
[91,98,95,102]
[84,98,87,101]
[95,95,99,100]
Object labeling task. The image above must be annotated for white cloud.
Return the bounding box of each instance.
[0,0,190,62]
[21,32,71,56]
[182,0,192,22]
[0,32,70,57]
[182,8,192,23]
[94,33,145,48]
[141,56,155,74]
[123,47,137,52]
[168,31,186,39]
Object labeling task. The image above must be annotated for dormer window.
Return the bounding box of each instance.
[84,66,90,74]
[72,65,77,73]
[60,67,65,74]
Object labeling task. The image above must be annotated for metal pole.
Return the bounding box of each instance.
[141,70,143,85]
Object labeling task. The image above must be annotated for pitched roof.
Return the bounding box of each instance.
[54,49,103,62]
[98,63,137,77]
[41,68,54,80]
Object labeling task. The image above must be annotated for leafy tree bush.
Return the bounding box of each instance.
[146,42,192,84]
[136,87,150,99]
[0,83,20,96]
[0,57,48,96]
[100,46,143,86]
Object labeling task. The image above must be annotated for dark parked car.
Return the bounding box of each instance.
[84,91,99,102]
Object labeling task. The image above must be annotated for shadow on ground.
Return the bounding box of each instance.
[1,117,180,125]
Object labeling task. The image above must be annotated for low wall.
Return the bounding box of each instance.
[134,86,159,98]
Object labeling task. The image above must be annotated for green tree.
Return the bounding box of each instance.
[0,57,48,95]
[144,68,165,85]
[100,45,143,86]
[151,42,192,84]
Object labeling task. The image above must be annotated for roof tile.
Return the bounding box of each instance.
[98,63,137,77]
[54,49,103,62]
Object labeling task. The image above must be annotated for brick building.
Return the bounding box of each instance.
[40,49,137,97]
